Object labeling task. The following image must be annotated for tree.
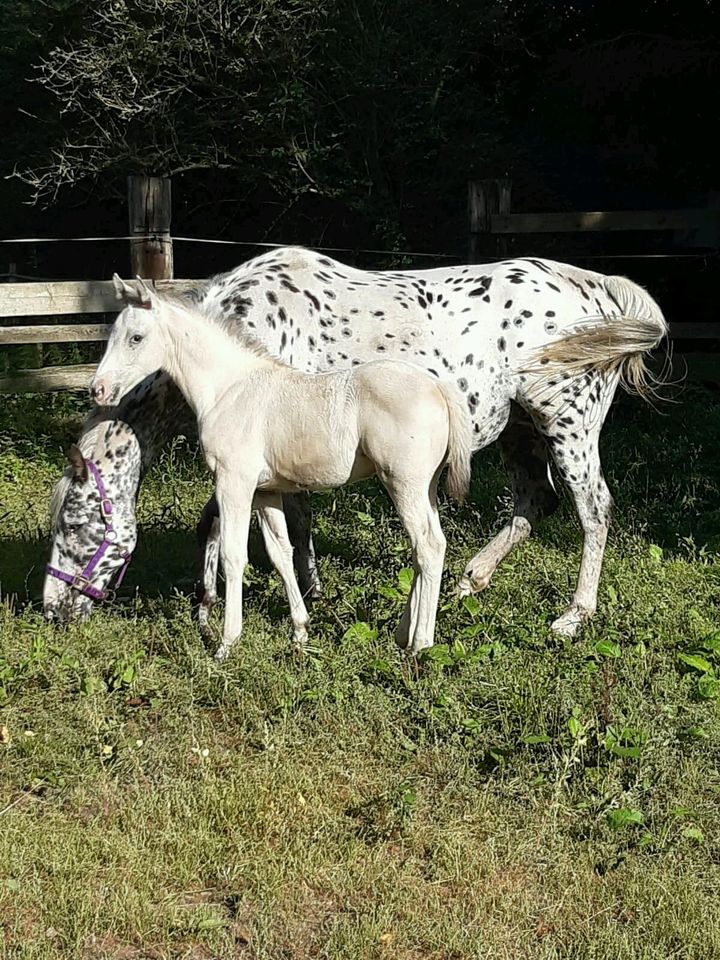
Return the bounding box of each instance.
[13,0,549,246]
[16,0,332,201]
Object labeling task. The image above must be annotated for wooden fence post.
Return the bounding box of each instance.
[128,175,173,280]
[468,178,512,263]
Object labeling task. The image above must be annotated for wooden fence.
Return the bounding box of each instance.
[0,174,180,393]
[467,178,720,340]
[0,279,194,394]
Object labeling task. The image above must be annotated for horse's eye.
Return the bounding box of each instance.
[130,334,143,345]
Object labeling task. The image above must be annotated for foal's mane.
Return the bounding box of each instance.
[156,290,289,369]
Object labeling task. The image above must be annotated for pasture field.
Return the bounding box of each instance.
[1,380,719,959]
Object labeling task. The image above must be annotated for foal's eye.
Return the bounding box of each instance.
[130,334,144,345]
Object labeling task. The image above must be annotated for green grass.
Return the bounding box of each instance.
[1,382,719,959]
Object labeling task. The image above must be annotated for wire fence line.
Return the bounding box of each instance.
[0,234,458,261]
[0,233,717,269]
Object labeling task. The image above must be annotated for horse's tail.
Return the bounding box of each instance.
[528,275,669,400]
[436,380,473,502]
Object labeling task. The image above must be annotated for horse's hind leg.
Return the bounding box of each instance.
[256,493,310,651]
[530,372,618,637]
[383,473,446,655]
[458,403,559,596]
[282,492,322,600]
[195,494,221,637]
[544,432,612,638]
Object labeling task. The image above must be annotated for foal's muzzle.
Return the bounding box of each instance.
[89,378,109,404]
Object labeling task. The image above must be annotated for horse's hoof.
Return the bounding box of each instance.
[198,610,214,639]
[457,576,476,598]
[457,572,489,597]
[457,558,497,597]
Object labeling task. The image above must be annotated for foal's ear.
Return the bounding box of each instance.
[112,273,152,310]
[67,444,88,483]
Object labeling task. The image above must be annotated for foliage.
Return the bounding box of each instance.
[10,0,555,234]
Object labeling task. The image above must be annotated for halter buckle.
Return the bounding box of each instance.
[70,573,91,592]
[101,498,113,517]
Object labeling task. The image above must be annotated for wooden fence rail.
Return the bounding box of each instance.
[491,209,720,235]
[0,279,195,317]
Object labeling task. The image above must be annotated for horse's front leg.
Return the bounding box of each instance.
[195,493,221,637]
[214,472,255,662]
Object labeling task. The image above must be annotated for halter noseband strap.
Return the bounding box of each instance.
[46,460,132,602]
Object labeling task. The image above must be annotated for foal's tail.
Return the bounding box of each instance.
[436,381,473,502]
[527,275,669,400]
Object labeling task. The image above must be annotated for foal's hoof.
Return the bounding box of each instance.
[409,639,434,658]
[457,569,491,597]
[292,626,309,654]
[550,605,592,639]
[213,645,231,663]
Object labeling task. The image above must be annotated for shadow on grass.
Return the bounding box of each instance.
[2,383,719,615]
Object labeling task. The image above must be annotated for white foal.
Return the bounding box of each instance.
[91,277,473,660]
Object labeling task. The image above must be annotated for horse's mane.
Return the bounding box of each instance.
[49,415,111,529]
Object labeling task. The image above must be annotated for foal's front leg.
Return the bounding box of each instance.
[283,492,323,600]
[214,473,255,662]
[256,493,310,650]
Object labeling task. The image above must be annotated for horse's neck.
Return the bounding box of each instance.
[160,307,267,419]
[131,378,193,473]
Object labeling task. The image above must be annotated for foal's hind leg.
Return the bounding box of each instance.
[282,492,323,600]
[383,474,446,655]
[256,493,310,650]
[458,404,559,596]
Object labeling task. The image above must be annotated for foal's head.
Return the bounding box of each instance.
[91,276,170,406]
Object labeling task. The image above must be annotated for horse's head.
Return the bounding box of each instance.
[90,275,167,406]
[44,423,142,622]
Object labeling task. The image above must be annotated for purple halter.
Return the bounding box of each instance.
[46,459,132,603]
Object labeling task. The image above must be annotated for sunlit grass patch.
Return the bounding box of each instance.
[1,387,719,958]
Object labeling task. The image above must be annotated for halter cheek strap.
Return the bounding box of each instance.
[46,459,132,602]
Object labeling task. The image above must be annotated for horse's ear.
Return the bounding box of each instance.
[67,444,88,483]
[135,276,156,310]
[112,273,152,309]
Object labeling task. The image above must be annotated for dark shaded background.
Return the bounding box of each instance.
[0,0,717,299]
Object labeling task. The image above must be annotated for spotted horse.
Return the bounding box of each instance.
[44,247,667,638]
